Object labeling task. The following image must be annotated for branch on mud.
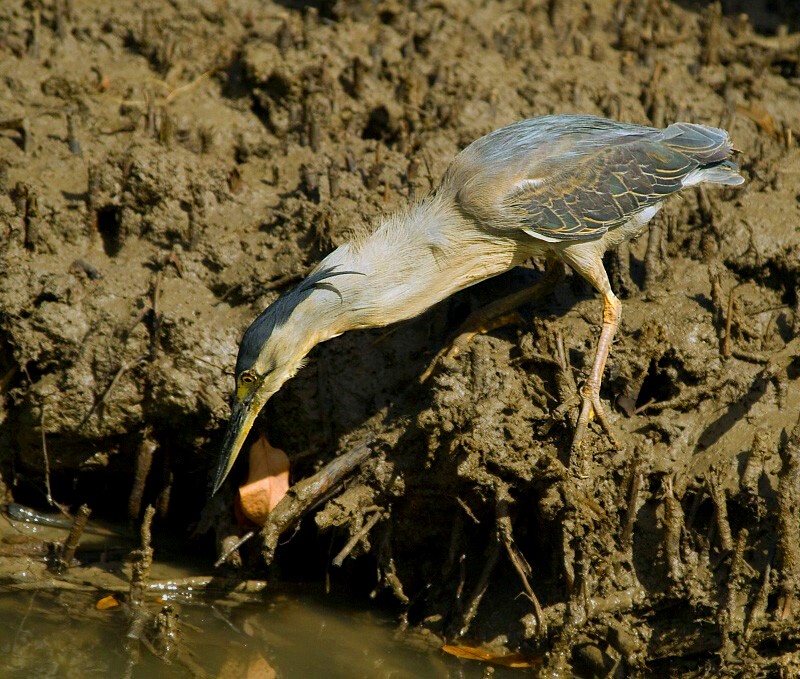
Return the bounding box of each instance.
[260,438,374,564]
[214,530,255,569]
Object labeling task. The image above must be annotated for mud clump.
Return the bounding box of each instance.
[1,0,799,674]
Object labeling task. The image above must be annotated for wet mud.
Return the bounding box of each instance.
[1,0,799,675]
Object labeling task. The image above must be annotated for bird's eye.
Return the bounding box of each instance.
[240,372,256,384]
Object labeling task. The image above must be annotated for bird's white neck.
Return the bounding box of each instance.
[297,193,523,344]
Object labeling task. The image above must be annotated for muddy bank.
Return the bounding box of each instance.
[1,0,799,674]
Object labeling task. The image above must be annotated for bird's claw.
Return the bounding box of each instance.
[571,386,619,452]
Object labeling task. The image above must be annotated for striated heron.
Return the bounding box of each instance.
[212,114,743,494]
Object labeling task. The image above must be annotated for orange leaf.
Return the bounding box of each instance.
[238,436,290,526]
[96,595,120,610]
[441,645,540,668]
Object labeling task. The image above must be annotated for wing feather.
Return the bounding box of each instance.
[446,115,740,243]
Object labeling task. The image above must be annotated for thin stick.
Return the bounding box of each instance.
[81,355,148,425]
[57,504,92,571]
[214,530,256,568]
[39,405,69,517]
[332,511,382,567]
[453,531,500,638]
[163,69,217,104]
[497,489,546,636]
[710,477,733,553]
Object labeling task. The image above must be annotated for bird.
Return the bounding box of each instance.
[212,114,743,494]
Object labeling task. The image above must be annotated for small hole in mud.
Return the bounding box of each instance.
[262,74,291,103]
[24,360,43,383]
[361,106,395,143]
[635,359,676,409]
[97,206,122,257]
[274,0,339,21]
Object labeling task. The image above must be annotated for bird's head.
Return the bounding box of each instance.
[211,267,363,495]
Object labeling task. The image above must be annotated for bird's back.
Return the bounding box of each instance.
[443,114,743,243]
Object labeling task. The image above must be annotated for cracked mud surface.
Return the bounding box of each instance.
[1,0,799,674]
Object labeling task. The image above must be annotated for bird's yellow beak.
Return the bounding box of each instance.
[212,391,269,495]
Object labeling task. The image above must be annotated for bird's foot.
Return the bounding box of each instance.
[419,311,525,383]
[571,384,620,452]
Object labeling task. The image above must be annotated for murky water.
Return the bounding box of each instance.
[0,584,511,678]
[0,506,524,677]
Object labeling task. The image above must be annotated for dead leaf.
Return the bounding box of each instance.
[96,595,120,610]
[441,644,541,668]
[237,435,290,525]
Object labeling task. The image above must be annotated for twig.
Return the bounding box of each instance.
[214,530,256,568]
[261,438,373,563]
[332,511,382,567]
[731,349,769,364]
[452,529,500,639]
[39,404,69,517]
[374,524,408,604]
[81,355,148,426]
[66,113,81,156]
[130,505,156,605]
[496,487,546,636]
[125,505,156,679]
[710,477,733,553]
[719,528,748,656]
[164,68,217,104]
[56,504,92,572]
[744,550,773,643]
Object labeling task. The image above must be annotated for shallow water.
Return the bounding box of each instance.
[0,505,522,678]
[0,582,517,678]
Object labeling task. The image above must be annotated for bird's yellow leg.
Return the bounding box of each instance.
[572,291,621,451]
[420,258,563,383]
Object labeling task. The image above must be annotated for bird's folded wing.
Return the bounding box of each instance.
[506,137,708,242]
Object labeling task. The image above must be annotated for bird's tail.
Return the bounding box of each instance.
[660,122,744,188]
[686,159,744,187]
